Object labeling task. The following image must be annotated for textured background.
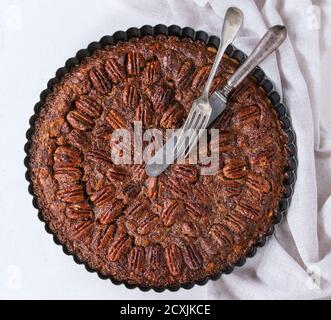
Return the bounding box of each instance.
[0,0,330,299]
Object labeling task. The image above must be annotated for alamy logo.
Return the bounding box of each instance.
[105,121,220,175]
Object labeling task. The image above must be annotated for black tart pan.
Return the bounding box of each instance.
[24,24,298,292]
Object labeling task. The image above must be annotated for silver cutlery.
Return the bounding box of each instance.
[172,8,243,165]
[146,24,287,177]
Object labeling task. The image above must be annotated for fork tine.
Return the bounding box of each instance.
[185,116,209,156]
[175,111,195,150]
[183,128,198,156]
[195,113,206,130]
[174,99,212,161]
[176,111,207,160]
[185,115,208,157]
[174,130,190,159]
[183,110,196,132]
[174,109,197,154]
[192,113,202,130]
[175,126,196,160]
[186,110,196,129]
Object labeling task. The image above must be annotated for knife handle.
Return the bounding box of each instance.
[221,25,287,97]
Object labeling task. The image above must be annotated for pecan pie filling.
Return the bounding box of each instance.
[29,35,288,287]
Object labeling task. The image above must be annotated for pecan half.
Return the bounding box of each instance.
[126,51,144,75]
[71,221,94,240]
[125,219,138,234]
[75,96,103,118]
[161,199,181,227]
[57,185,84,203]
[128,246,145,274]
[185,202,206,219]
[151,86,174,113]
[222,213,246,235]
[192,65,211,91]
[135,99,153,127]
[122,182,141,198]
[199,237,216,256]
[237,198,261,221]
[89,67,112,93]
[106,165,127,183]
[159,103,184,129]
[182,244,203,270]
[54,146,81,168]
[54,166,81,184]
[105,58,126,83]
[108,234,132,262]
[85,168,108,195]
[123,84,140,108]
[180,221,198,237]
[68,130,90,150]
[172,164,198,183]
[167,176,189,198]
[235,105,260,124]
[145,244,162,271]
[107,109,127,130]
[92,224,116,251]
[90,185,115,207]
[66,110,94,131]
[145,177,158,199]
[143,59,161,84]
[86,150,112,169]
[97,199,124,224]
[209,224,233,248]
[94,124,113,138]
[223,158,247,180]
[246,172,271,193]
[193,183,210,204]
[66,203,93,220]
[137,212,159,235]
[210,130,233,153]
[176,60,195,89]
[165,244,182,276]
[125,198,150,219]
[222,180,242,197]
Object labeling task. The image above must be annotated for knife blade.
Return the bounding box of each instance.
[145,90,227,177]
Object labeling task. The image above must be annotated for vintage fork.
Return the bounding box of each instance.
[173,7,243,161]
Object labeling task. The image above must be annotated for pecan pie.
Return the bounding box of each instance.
[29,34,288,288]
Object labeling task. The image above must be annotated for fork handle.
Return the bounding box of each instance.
[203,7,243,98]
[222,25,287,97]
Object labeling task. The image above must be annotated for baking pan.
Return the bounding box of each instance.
[24,24,298,292]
